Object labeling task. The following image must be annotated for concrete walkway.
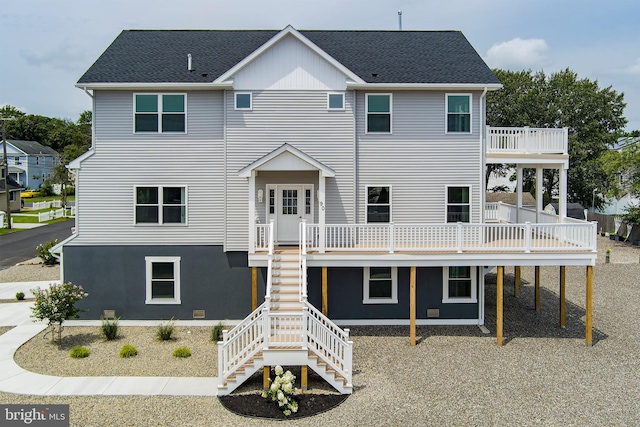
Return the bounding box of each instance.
[0,282,219,397]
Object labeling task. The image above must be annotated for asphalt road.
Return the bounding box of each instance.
[0,220,74,268]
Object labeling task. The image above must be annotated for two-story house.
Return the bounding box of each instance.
[2,140,60,190]
[57,27,597,394]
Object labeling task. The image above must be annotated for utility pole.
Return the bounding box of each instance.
[2,116,15,229]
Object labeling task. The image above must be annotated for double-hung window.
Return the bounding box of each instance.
[363,266,398,304]
[135,94,186,133]
[446,94,471,133]
[446,186,470,223]
[145,256,181,304]
[366,186,391,223]
[366,94,392,133]
[135,186,187,224]
[443,266,477,303]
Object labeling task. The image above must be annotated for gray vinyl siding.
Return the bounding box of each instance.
[69,90,226,245]
[356,90,483,224]
[225,90,355,250]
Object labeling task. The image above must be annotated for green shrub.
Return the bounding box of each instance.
[36,239,59,266]
[211,321,225,342]
[70,346,90,359]
[100,316,119,340]
[119,344,138,358]
[15,292,25,301]
[156,318,176,341]
[172,346,191,358]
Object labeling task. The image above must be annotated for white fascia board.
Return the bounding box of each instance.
[67,149,95,170]
[50,233,78,255]
[214,25,366,85]
[75,82,233,91]
[347,83,503,91]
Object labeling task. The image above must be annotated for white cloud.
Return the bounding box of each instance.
[622,58,640,75]
[485,38,550,70]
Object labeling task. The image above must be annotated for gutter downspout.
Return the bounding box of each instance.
[478,86,488,326]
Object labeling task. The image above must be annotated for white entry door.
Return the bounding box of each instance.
[275,185,312,243]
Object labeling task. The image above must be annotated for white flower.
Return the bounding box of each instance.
[270,382,279,392]
[283,382,293,393]
[275,365,283,376]
[277,391,285,401]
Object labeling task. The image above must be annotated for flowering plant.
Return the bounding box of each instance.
[31,282,89,343]
[261,365,299,416]
[36,239,58,266]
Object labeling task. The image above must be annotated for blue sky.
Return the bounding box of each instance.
[2,0,639,130]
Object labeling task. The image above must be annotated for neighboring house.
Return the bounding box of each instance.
[596,137,640,215]
[58,27,597,394]
[1,140,60,190]
[0,174,23,213]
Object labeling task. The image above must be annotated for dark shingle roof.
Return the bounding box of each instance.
[0,175,23,192]
[9,140,59,156]
[78,29,500,85]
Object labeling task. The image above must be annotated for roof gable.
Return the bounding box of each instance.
[214,26,364,87]
[77,28,500,86]
[7,140,59,156]
[238,143,335,178]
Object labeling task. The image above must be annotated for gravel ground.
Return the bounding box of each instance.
[0,326,13,336]
[15,326,219,377]
[1,236,639,425]
[0,257,60,283]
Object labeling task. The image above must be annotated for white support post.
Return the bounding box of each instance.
[457,222,463,253]
[524,126,530,153]
[248,170,256,254]
[389,223,395,253]
[319,171,326,254]
[516,166,523,224]
[525,222,532,252]
[536,167,543,223]
[559,167,568,222]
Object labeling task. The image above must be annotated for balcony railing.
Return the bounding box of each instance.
[487,126,568,155]
[297,221,596,254]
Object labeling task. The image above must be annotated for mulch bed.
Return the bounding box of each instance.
[219,393,348,420]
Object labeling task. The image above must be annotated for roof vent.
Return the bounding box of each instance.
[371,73,378,78]
[187,54,193,72]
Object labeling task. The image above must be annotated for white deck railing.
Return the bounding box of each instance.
[218,303,267,387]
[304,303,352,386]
[487,126,568,154]
[302,221,596,253]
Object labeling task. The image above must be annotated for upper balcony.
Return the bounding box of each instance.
[486,126,569,166]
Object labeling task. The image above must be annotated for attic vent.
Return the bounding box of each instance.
[187,53,193,71]
[371,72,378,78]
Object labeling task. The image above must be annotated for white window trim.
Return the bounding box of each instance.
[235,92,253,110]
[327,93,345,111]
[133,93,188,134]
[442,266,477,303]
[363,266,398,304]
[145,256,181,305]
[365,185,392,224]
[365,93,393,134]
[445,185,472,223]
[445,93,472,134]
[134,185,188,226]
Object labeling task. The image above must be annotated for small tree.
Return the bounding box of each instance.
[31,282,88,343]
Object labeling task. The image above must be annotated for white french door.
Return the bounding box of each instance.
[268,184,314,243]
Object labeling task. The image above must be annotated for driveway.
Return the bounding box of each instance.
[0,220,74,268]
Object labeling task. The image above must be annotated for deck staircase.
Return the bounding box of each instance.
[217,222,353,395]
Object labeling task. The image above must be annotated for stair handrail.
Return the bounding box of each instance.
[303,301,353,387]
[218,302,266,387]
[299,220,308,302]
[265,219,275,301]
